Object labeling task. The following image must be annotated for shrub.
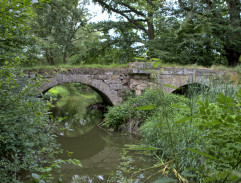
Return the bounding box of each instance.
[191,89,241,182]
[0,63,61,182]
[104,89,164,130]
[140,94,203,170]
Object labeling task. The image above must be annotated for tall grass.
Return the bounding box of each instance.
[185,75,240,115]
[23,62,241,74]
[22,63,129,71]
[107,75,240,182]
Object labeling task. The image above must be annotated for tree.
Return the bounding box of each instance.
[149,13,227,66]
[0,1,81,181]
[92,0,240,66]
[0,0,35,64]
[91,0,176,60]
[0,1,58,181]
[92,0,161,41]
[32,0,90,65]
[177,0,241,66]
[86,20,143,64]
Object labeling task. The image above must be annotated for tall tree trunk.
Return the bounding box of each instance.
[147,12,155,40]
[224,47,240,66]
[63,51,67,64]
[147,22,155,40]
[45,49,55,65]
[147,11,155,58]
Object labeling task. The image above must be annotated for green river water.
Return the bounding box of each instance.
[55,109,136,182]
[48,84,169,183]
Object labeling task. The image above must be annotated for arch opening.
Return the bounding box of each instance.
[172,83,209,96]
[41,82,113,106]
[42,82,108,137]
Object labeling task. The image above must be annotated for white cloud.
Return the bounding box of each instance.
[87,1,117,23]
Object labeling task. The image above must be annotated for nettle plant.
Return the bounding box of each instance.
[190,89,241,182]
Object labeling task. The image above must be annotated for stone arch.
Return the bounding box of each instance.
[39,74,118,106]
[162,75,210,94]
[171,75,211,95]
[172,83,209,95]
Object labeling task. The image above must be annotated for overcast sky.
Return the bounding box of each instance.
[86,1,117,23]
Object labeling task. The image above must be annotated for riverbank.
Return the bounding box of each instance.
[47,82,161,182]
[103,79,241,182]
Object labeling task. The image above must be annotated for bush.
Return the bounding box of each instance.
[140,94,203,171]
[0,63,61,182]
[104,89,164,130]
[106,76,241,182]
[191,89,241,182]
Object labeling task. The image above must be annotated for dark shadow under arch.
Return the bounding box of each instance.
[172,83,209,96]
[41,82,113,106]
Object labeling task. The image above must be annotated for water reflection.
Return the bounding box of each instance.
[53,96,138,182]
[49,85,156,182]
[57,126,139,182]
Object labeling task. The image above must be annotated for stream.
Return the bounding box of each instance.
[48,84,163,183]
[57,118,139,182]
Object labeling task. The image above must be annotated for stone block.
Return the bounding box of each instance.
[99,75,108,80]
[82,75,91,84]
[110,84,122,90]
[122,79,129,85]
[136,84,148,90]
[105,71,113,75]
[99,82,108,91]
[131,79,142,86]
[92,69,99,75]
[111,74,119,80]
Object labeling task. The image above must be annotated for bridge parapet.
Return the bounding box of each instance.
[129,62,238,93]
[28,68,130,105]
[27,63,238,105]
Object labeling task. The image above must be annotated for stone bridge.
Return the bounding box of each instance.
[27,62,237,105]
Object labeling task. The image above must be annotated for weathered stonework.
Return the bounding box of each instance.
[27,63,237,105]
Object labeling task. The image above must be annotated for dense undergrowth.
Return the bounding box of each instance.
[0,63,81,183]
[104,78,241,182]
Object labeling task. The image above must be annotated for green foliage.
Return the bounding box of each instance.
[140,94,201,171]
[191,89,241,181]
[104,104,133,130]
[47,85,71,99]
[0,62,61,182]
[104,89,164,130]
[47,83,103,137]
[107,147,179,183]
[31,159,81,182]
[31,0,90,65]
[79,21,140,65]
[93,0,240,66]
[0,0,35,64]
[174,0,241,66]
[107,75,240,181]
[105,88,202,171]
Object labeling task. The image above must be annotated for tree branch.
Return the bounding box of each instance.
[120,2,146,17]
[93,0,149,34]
